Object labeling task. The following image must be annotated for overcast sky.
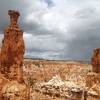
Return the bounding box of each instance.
[0,0,100,60]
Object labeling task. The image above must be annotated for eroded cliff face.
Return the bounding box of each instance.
[0,10,29,100]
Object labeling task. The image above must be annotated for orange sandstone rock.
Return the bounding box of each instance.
[0,10,25,82]
[86,48,100,100]
[0,10,29,100]
[92,48,100,73]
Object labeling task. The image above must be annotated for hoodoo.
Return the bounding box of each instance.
[0,10,25,82]
[86,48,100,100]
[92,48,100,73]
[0,10,29,100]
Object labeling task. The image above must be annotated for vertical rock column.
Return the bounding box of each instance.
[0,10,29,100]
[0,10,25,82]
[86,48,100,88]
[92,48,100,73]
[86,48,100,100]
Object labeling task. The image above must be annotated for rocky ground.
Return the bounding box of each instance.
[23,59,91,82]
[22,59,100,100]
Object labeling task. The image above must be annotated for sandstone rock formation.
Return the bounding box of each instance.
[92,48,100,73]
[33,75,86,100]
[88,83,100,100]
[86,72,100,88]
[86,48,100,100]
[0,10,29,100]
[0,10,25,82]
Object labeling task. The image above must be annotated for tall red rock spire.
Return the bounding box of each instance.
[0,10,25,82]
[0,10,29,99]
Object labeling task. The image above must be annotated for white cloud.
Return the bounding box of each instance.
[23,32,65,59]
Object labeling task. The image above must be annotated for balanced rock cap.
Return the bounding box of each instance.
[8,10,20,26]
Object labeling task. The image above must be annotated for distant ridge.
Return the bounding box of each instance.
[24,57,91,64]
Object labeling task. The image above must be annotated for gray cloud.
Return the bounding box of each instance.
[0,0,100,60]
[64,7,100,60]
